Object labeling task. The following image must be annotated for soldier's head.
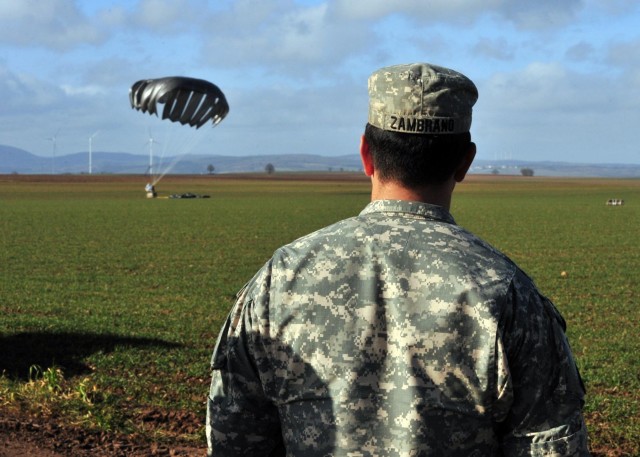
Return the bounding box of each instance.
[363,63,478,186]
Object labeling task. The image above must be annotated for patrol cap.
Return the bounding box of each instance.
[368,63,478,135]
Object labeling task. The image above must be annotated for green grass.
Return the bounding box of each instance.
[1,174,638,455]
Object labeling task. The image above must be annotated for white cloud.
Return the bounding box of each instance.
[0,0,105,49]
[483,62,608,113]
[81,57,146,88]
[61,84,108,96]
[332,0,582,30]
[497,0,582,30]
[130,0,210,31]
[475,61,640,162]
[0,64,65,113]
[273,4,334,61]
[332,0,491,22]
[200,1,370,75]
[1,0,639,164]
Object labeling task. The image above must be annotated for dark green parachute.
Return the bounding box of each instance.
[129,76,229,129]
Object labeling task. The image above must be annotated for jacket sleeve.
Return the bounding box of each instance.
[206,274,284,457]
[497,269,590,456]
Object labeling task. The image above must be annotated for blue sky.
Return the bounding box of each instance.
[1,0,639,165]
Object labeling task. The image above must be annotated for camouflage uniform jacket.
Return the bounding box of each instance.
[207,200,589,456]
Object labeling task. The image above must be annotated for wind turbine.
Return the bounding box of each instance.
[146,130,160,178]
[89,131,99,174]
[47,129,59,175]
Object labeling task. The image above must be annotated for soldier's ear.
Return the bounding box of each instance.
[454,142,476,183]
[360,135,375,177]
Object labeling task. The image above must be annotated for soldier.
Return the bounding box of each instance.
[206,63,589,456]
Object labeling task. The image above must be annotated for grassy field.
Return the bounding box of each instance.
[1,174,638,455]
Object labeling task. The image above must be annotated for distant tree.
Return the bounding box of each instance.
[521,167,535,177]
[491,168,500,175]
[207,164,215,174]
[265,163,275,174]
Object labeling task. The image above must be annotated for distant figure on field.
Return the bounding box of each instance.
[145,183,156,198]
[206,63,589,456]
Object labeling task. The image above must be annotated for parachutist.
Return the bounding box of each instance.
[145,183,157,198]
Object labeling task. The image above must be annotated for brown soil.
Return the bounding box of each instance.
[0,411,205,457]
[0,172,369,184]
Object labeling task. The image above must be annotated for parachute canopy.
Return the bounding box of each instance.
[129,76,229,129]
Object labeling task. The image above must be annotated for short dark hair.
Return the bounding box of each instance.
[364,123,472,186]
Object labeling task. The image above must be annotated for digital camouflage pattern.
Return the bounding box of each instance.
[207,200,589,456]
[368,63,478,135]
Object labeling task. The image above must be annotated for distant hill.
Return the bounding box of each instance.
[0,145,52,174]
[2,144,639,178]
[0,145,362,175]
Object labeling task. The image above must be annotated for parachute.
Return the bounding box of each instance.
[129,76,229,189]
[129,76,229,128]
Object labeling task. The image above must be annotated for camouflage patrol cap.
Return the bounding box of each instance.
[368,63,478,135]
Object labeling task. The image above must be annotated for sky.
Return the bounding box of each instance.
[1,0,639,165]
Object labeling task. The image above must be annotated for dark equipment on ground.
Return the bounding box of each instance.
[169,193,210,199]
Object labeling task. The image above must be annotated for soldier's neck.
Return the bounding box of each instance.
[370,178,455,210]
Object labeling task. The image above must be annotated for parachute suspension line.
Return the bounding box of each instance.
[150,119,222,186]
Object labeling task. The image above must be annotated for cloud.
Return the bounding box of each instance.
[606,38,640,70]
[61,84,108,97]
[476,60,639,161]
[1,0,638,164]
[497,0,582,29]
[204,75,365,156]
[0,63,120,155]
[483,62,608,113]
[332,0,488,22]
[472,37,516,61]
[0,61,135,150]
[0,0,105,50]
[0,64,66,114]
[96,5,129,28]
[332,0,583,30]
[565,41,596,62]
[588,0,640,15]
[129,0,211,32]
[605,39,640,106]
[80,57,144,88]
[200,1,371,76]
